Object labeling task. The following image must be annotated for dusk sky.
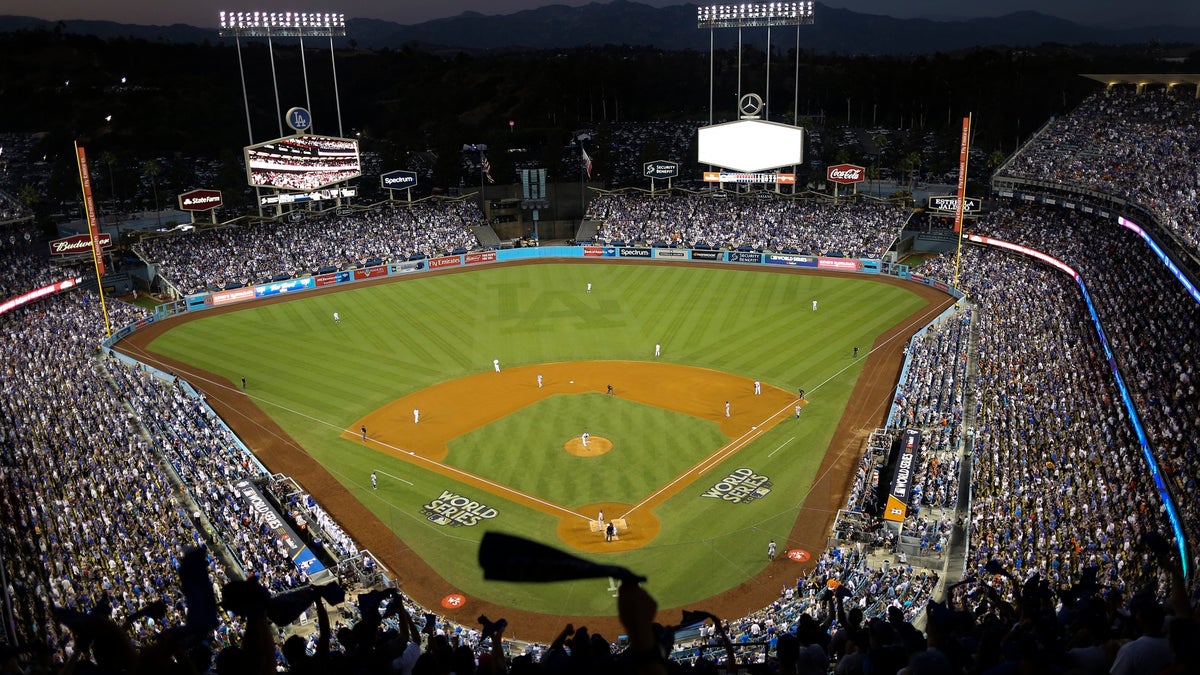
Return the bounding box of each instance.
[5,0,1197,29]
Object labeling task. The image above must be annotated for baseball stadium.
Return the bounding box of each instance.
[1,5,1199,674]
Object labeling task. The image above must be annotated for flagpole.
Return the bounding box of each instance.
[74,142,112,337]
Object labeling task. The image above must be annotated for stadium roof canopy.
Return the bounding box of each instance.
[1081,73,1200,91]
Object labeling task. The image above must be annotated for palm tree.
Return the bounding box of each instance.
[99,151,118,204]
[987,149,1008,178]
[866,164,881,197]
[902,151,921,194]
[142,160,161,229]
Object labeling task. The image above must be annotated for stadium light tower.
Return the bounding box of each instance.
[697,2,814,125]
[218,11,349,143]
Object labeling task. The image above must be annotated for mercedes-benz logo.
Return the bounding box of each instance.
[739,93,764,117]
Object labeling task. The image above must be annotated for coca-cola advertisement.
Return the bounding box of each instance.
[49,233,113,257]
[826,164,866,185]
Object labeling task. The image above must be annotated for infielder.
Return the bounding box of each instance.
[725,401,731,418]
[413,408,420,424]
[655,343,661,357]
[493,358,501,373]
[537,373,543,388]
[754,380,761,395]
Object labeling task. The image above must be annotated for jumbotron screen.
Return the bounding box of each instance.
[244,134,361,191]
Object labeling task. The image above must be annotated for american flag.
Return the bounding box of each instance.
[580,144,593,179]
[481,153,495,184]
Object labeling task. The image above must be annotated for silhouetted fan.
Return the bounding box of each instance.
[478,531,645,583]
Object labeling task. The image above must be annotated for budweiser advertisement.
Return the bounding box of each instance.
[50,233,113,257]
[826,164,865,185]
[178,189,223,211]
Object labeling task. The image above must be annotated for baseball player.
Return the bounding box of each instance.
[413,408,420,424]
[725,401,731,418]
[537,373,543,388]
[754,380,761,395]
[371,472,378,490]
[581,432,590,448]
[493,359,501,373]
[333,311,341,324]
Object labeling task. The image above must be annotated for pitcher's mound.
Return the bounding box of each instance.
[564,436,613,457]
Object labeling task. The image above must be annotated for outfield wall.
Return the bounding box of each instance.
[101,246,960,340]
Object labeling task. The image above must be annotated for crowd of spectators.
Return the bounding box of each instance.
[923,242,1176,595]
[137,200,483,295]
[588,193,906,258]
[7,189,1200,672]
[969,203,1200,591]
[0,224,70,299]
[999,85,1200,259]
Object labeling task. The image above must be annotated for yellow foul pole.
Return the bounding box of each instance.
[952,113,972,289]
[74,142,112,337]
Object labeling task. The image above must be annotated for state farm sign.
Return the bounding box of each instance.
[178,189,223,211]
[49,233,113,256]
[826,164,865,185]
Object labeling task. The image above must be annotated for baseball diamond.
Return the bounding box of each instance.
[120,259,952,640]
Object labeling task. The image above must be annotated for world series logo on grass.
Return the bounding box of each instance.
[422,490,499,526]
[701,467,773,503]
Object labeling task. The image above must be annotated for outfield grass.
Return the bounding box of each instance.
[147,262,929,614]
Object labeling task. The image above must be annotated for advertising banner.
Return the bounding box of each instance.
[50,233,113,257]
[883,429,921,522]
[764,253,818,267]
[618,247,652,258]
[826,164,866,185]
[703,171,796,184]
[353,265,389,280]
[465,250,497,265]
[178,189,223,212]
[653,248,687,259]
[0,277,81,316]
[74,145,105,275]
[255,277,315,299]
[315,273,338,287]
[392,260,425,274]
[817,257,863,271]
[207,287,257,306]
[234,480,325,575]
[727,251,762,263]
[690,250,723,261]
[429,256,462,269]
[582,246,606,257]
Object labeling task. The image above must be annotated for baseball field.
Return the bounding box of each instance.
[120,259,952,640]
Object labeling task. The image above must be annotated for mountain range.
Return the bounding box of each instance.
[1,1,1197,55]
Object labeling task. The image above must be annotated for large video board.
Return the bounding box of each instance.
[244,134,361,192]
